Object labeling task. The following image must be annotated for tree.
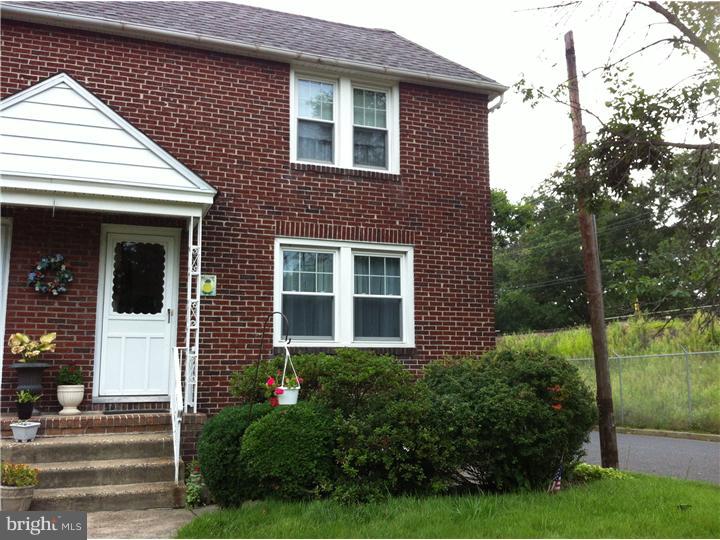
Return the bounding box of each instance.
[515,1,719,324]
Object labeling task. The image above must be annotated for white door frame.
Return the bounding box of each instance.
[0,217,13,385]
[93,223,181,403]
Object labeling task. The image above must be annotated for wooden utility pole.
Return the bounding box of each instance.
[564,30,619,468]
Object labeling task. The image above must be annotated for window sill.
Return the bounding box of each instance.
[290,162,400,182]
[274,341,415,350]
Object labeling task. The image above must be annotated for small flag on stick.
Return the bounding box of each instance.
[547,463,563,494]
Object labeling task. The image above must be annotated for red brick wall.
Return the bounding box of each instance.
[1,20,495,414]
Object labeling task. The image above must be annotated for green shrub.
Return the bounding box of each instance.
[314,349,413,415]
[229,353,330,404]
[334,382,457,503]
[229,350,411,416]
[197,403,272,507]
[424,350,596,492]
[240,402,337,500]
[572,463,628,482]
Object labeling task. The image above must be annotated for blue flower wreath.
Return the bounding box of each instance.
[27,254,74,296]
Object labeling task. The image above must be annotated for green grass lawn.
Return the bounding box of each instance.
[178,475,720,538]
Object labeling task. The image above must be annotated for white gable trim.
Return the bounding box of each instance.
[0,72,216,216]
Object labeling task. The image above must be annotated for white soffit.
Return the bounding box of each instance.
[0,72,216,214]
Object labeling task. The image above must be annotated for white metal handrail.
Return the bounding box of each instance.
[170,346,184,484]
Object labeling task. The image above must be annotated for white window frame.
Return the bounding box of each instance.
[274,237,414,348]
[290,69,400,174]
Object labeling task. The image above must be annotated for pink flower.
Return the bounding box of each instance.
[274,387,284,395]
[266,376,275,387]
[269,397,279,407]
[552,403,563,410]
[297,377,303,384]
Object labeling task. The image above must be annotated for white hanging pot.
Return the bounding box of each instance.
[277,387,300,405]
[57,384,84,415]
[276,342,301,406]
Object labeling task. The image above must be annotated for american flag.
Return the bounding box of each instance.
[547,463,563,494]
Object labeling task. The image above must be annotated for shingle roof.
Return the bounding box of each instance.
[3,1,504,94]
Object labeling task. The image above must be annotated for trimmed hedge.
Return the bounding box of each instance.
[240,402,337,500]
[423,350,596,491]
[203,349,596,505]
[197,403,272,507]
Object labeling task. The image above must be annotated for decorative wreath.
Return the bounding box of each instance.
[27,254,74,296]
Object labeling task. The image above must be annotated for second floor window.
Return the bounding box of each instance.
[291,71,399,173]
[297,79,335,163]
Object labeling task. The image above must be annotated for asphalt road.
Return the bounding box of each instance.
[583,431,720,484]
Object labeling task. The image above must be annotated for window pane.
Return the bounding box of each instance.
[355,256,369,275]
[301,252,317,272]
[355,274,369,294]
[370,276,384,295]
[370,257,385,276]
[300,272,316,292]
[298,120,333,163]
[354,127,387,168]
[318,273,333,293]
[283,251,300,272]
[317,253,333,273]
[386,258,400,276]
[283,271,299,292]
[298,80,334,121]
[386,276,401,295]
[354,298,401,340]
[283,295,333,339]
[112,242,165,314]
[354,88,387,128]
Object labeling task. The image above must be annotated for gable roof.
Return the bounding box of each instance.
[2,1,507,97]
[0,73,216,215]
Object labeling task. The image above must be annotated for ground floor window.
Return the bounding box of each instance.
[274,238,414,347]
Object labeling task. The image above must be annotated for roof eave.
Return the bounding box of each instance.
[2,4,508,98]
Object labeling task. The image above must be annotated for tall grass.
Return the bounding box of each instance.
[497,313,720,433]
[497,312,719,357]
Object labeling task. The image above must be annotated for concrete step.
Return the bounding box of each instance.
[31,482,185,511]
[35,457,177,489]
[1,433,173,463]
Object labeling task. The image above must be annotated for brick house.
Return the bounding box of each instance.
[0,2,504,508]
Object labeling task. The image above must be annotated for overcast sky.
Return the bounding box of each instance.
[232,0,705,201]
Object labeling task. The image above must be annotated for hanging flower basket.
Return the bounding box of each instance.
[265,343,301,407]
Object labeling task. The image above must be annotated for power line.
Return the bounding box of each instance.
[496,210,656,256]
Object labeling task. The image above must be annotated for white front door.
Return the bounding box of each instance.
[96,225,179,399]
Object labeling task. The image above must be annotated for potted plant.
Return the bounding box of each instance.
[16,390,40,420]
[264,372,302,406]
[8,332,56,413]
[0,463,39,511]
[9,420,42,443]
[56,364,84,415]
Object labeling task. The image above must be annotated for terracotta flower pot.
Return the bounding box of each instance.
[0,485,35,511]
[57,385,84,415]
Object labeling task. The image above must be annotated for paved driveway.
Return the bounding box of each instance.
[584,431,720,484]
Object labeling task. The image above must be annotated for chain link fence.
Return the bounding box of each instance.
[568,350,720,433]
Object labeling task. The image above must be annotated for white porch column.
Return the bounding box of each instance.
[184,216,202,413]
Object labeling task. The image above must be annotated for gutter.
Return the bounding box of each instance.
[2,4,508,98]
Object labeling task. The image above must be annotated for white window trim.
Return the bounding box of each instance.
[290,68,400,174]
[274,237,414,348]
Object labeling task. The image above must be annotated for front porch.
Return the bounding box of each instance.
[1,72,216,414]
